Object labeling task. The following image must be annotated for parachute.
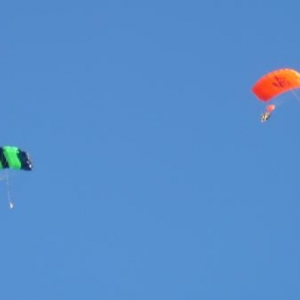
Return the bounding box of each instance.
[252,68,300,101]
[0,146,33,209]
[252,68,300,122]
[0,146,32,171]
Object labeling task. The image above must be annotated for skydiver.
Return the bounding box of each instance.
[261,111,271,122]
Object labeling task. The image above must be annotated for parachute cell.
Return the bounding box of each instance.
[252,68,300,101]
[0,146,33,171]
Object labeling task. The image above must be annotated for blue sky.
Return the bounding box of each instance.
[1,0,300,299]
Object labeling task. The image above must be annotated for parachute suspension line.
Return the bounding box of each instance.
[4,170,14,210]
[272,95,288,107]
[291,90,300,105]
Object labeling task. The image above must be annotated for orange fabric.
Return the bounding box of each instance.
[252,69,300,102]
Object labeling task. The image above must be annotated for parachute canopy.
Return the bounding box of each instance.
[0,146,32,171]
[252,68,300,102]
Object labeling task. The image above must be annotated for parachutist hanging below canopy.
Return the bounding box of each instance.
[0,146,33,171]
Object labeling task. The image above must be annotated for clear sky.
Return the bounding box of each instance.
[1,0,300,299]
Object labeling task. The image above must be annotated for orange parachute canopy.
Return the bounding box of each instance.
[252,68,300,102]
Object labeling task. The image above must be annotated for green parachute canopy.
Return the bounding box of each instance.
[0,146,33,171]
